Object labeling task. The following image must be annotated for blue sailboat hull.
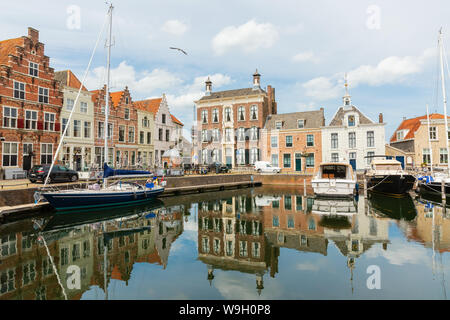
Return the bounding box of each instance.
[42,188,164,211]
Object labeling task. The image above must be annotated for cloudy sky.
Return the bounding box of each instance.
[2,0,450,140]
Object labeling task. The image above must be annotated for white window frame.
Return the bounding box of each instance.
[201,109,208,124]
[40,143,53,164]
[80,101,88,113]
[66,98,74,111]
[238,106,245,121]
[271,135,278,148]
[307,134,314,147]
[14,81,25,100]
[62,118,70,136]
[3,106,18,128]
[44,112,55,131]
[125,108,130,120]
[2,142,19,167]
[429,126,438,141]
[84,121,91,138]
[250,105,258,120]
[38,87,49,104]
[297,119,305,129]
[73,119,81,138]
[212,108,219,123]
[367,131,375,148]
[25,110,37,130]
[440,148,448,164]
[29,62,38,77]
[275,121,282,130]
[118,125,126,142]
[224,107,232,122]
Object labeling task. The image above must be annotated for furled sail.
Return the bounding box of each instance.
[103,163,152,178]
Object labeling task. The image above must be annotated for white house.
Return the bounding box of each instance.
[321,82,385,171]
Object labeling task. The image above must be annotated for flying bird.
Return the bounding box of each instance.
[169,47,188,55]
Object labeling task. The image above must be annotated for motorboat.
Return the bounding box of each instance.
[365,159,415,196]
[311,163,356,198]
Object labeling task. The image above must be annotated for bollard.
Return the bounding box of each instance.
[303,179,306,196]
[364,179,367,198]
[442,180,445,202]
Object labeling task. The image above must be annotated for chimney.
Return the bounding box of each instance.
[379,113,383,123]
[320,107,325,126]
[28,27,39,42]
[205,77,212,96]
[253,69,261,90]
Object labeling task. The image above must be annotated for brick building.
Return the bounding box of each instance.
[261,110,324,174]
[0,27,63,175]
[194,70,277,168]
[91,86,139,168]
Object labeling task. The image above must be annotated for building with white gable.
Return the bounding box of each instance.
[321,79,385,171]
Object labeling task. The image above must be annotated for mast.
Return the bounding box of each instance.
[438,28,450,174]
[104,4,113,173]
[426,104,434,174]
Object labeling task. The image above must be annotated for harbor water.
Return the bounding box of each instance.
[0,186,448,300]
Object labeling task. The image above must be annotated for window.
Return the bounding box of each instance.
[331,133,338,149]
[29,62,38,76]
[224,107,231,122]
[84,121,91,138]
[272,215,280,227]
[0,234,16,257]
[348,115,355,126]
[226,241,233,256]
[348,132,356,148]
[202,237,210,253]
[283,154,291,168]
[72,243,81,262]
[239,241,248,257]
[3,106,17,128]
[367,151,375,165]
[201,130,207,142]
[397,130,404,140]
[80,102,88,113]
[147,132,151,144]
[73,120,81,137]
[296,196,302,211]
[14,81,25,99]
[307,134,314,147]
[165,129,170,142]
[119,126,125,142]
[237,148,245,165]
[440,148,448,164]
[331,153,339,162]
[44,113,55,131]
[275,121,282,130]
[212,108,219,123]
[62,118,69,136]
[429,127,437,140]
[60,247,69,266]
[251,127,258,140]
[128,127,135,143]
[252,242,260,258]
[306,153,315,167]
[286,136,293,147]
[238,106,245,121]
[297,119,304,128]
[238,128,245,141]
[250,105,258,120]
[142,116,148,127]
[25,110,37,130]
[422,148,431,164]
[22,261,36,286]
[140,131,144,144]
[66,98,74,111]
[162,114,166,124]
[349,152,356,159]
[284,196,292,210]
[308,218,316,230]
[367,131,375,147]
[213,239,220,254]
[0,269,15,294]
[271,136,278,147]
[201,110,208,124]
[2,142,18,167]
[42,258,53,277]
[225,128,232,142]
[38,87,49,103]
[124,108,130,120]
[271,154,278,166]
[41,143,53,164]
[288,215,295,228]
[250,148,259,164]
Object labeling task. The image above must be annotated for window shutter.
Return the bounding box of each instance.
[37,121,43,130]
[17,118,24,129]
[245,149,249,165]
[55,122,61,132]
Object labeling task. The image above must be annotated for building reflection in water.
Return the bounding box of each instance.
[1,188,449,300]
[0,202,183,300]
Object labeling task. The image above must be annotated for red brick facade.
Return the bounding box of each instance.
[91,86,139,168]
[0,27,63,172]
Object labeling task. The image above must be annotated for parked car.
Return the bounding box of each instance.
[29,165,79,183]
[208,162,229,174]
[254,161,281,173]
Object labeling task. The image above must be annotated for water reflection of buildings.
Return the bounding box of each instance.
[197,195,269,295]
[0,204,183,300]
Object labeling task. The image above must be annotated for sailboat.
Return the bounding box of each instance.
[39,4,164,211]
[418,28,450,197]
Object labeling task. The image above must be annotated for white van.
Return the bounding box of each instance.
[254,161,281,173]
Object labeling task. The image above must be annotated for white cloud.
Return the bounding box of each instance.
[301,48,435,101]
[292,51,319,63]
[212,20,279,55]
[161,19,189,36]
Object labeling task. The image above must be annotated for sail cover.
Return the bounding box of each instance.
[103,163,152,178]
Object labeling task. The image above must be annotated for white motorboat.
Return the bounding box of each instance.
[311,163,356,198]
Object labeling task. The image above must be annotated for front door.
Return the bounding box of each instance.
[349,159,356,171]
[23,143,33,171]
[295,154,302,172]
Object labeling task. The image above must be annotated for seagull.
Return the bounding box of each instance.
[169,47,188,55]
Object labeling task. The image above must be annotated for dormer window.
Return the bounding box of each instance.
[297,119,305,129]
[348,115,355,127]
[275,121,282,130]
[397,130,404,141]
